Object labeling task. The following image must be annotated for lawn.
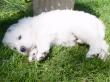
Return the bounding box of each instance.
[0,0,110,82]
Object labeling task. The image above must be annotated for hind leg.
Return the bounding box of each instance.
[86,46,98,58]
[98,40,109,60]
[86,40,109,60]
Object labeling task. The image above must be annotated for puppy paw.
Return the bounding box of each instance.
[98,49,109,61]
[35,52,48,61]
[86,53,94,59]
[28,48,38,62]
[76,39,84,44]
[29,49,48,62]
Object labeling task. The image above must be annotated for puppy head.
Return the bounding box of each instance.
[2,18,34,55]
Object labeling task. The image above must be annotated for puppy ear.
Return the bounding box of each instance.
[7,24,17,32]
[7,29,11,32]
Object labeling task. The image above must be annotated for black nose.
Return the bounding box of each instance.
[20,46,26,52]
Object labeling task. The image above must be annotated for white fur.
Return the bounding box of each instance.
[2,10,109,62]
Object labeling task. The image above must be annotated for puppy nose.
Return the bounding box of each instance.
[20,46,26,52]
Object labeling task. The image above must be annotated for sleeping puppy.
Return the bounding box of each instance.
[2,10,109,62]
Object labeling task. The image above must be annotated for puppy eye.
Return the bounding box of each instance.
[18,35,22,40]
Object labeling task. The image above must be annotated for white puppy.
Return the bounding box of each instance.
[2,10,109,62]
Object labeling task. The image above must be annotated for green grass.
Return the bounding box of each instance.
[0,0,110,82]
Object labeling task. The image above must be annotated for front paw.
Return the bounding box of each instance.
[29,50,48,62]
[86,53,94,59]
[28,48,38,62]
[35,52,48,61]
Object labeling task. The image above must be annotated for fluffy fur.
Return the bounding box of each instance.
[2,10,109,62]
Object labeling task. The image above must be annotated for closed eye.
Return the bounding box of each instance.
[18,35,22,40]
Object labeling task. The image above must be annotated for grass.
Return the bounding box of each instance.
[0,0,110,82]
